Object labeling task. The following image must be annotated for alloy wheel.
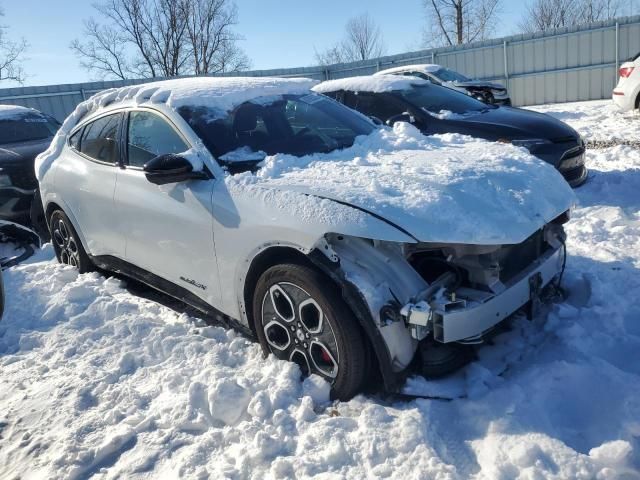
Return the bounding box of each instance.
[261,282,340,380]
[52,218,80,268]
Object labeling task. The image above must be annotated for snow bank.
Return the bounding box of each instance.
[35,77,317,180]
[230,121,575,244]
[312,74,428,94]
[528,99,640,143]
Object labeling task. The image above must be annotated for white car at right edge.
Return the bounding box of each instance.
[613,51,640,111]
[36,77,575,400]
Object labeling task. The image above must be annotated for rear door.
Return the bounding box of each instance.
[113,108,221,305]
[56,112,125,257]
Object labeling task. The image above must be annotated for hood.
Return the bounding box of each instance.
[231,124,575,245]
[0,138,52,168]
[433,106,579,142]
[452,80,506,90]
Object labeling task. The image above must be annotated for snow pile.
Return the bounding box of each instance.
[312,74,428,94]
[230,121,574,244]
[528,99,640,142]
[35,77,317,180]
[2,100,639,478]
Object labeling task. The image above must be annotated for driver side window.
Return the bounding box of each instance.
[127,111,189,168]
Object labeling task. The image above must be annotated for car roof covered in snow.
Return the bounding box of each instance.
[83,76,318,121]
[375,64,443,76]
[312,74,428,94]
[0,104,40,119]
[35,76,318,180]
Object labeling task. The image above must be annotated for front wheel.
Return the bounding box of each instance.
[253,263,367,400]
[49,210,93,273]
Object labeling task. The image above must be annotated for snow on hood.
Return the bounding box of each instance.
[228,123,575,245]
[312,75,428,94]
[35,77,318,181]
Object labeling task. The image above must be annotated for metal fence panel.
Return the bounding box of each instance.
[0,15,638,121]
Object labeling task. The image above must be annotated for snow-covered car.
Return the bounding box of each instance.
[612,52,640,112]
[376,64,511,105]
[314,75,588,187]
[36,77,574,399]
[0,106,59,232]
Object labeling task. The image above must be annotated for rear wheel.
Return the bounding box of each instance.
[253,263,367,400]
[49,210,93,273]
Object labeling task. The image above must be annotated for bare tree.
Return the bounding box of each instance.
[315,13,386,66]
[71,0,250,80]
[422,0,502,47]
[0,7,27,83]
[183,0,249,74]
[519,0,624,33]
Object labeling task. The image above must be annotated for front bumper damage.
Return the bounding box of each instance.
[402,244,563,344]
[318,217,568,389]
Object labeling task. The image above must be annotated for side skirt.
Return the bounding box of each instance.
[90,254,253,338]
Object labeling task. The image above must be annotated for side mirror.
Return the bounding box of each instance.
[386,112,416,127]
[143,154,208,185]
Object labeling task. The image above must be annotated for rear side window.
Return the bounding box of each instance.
[127,111,189,168]
[79,114,122,164]
[69,129,82,150]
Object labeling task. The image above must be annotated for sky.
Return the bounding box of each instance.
[0,0,633,88]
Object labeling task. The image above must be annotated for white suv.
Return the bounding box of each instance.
[613,52,640,111]
[36,77,574,399]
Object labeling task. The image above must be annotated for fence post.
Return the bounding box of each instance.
[431,51,435,64]
[615,21,620,79]
[503,40,509,90]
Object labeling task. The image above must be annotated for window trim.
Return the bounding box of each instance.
[68,110,125,167]
[123,107,193,171]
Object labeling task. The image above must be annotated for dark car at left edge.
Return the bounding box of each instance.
[0,105,59,231]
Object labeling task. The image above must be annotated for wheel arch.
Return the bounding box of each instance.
[241,244,398,391]
[44,200,91,255]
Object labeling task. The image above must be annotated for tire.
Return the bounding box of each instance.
[253,263,367,400]
[49,210,93,273]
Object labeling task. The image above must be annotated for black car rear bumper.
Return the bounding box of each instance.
[0,186,36,223]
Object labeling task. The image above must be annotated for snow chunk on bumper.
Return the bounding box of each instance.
[247,124,576,245]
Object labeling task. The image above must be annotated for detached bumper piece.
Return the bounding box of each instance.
[403,245,563,345]
[0,221,41,268]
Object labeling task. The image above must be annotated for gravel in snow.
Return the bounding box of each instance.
[1,100,640,479]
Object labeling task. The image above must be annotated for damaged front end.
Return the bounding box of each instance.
[316,212,569,386]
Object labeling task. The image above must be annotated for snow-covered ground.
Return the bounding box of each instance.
[1,100,639,479]
[529,99,640,143]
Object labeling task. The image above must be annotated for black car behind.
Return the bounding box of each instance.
[0,105,59,228]
[316,77,587,187]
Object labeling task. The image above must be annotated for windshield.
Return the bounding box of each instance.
[0,112,59,145]
[432,68,470,83]
[397,83,490,116]
[179,93,375,166]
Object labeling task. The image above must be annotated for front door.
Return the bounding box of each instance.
[113,109,221,306]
